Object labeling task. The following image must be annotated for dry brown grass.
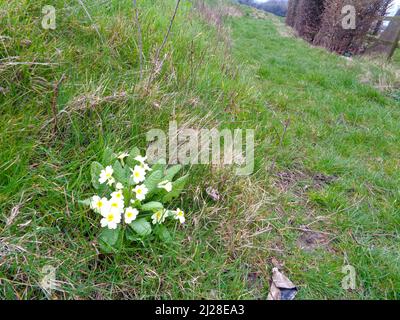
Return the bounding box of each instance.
[195,0,242,28]
[250,8,296,38]
[357,55,400,92]
[67,90,128,112]
[191,168,276,262]
[193,0,242,48]
[41,83,129,133]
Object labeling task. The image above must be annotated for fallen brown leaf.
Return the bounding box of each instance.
[267,267,297,300]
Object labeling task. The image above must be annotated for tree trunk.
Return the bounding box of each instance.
[287,0,392,55]
[292,0,325,42]
[367,8,400,58]
[372,0,392,35]
[286,0,300,27]
[313,0,384,55]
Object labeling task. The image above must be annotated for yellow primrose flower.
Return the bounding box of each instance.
[99,166,114,184]
[151,209,167,225]
[90,195,108,213]
[174,208,185,224]
[100,212,121,229]
[130,165,146,184]
[111,190,124,201]
[100,202,121,229]
[133,184,148,201]
[124,207,139,224]
[157,180,172,192]
[109,198,124,214]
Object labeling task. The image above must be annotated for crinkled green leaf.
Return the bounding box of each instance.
[154,224,172,243]
[90,162,103,189]
[141,201,163,212]
[144,169,163,193]
[98,227,121,253]
[125,227,143,242]
[164,164,182,182]
[129,218,152,236]
[113,160,128,185]
[150,159,167,173]
[126,147,140,168]
[102,147,115,165]
[162,174,189,203]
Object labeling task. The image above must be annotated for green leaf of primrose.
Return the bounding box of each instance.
[90,161,103,189]
[129,218,152,236]
[154,224,172,243]
[141,201,163,212]
[122,187,131,201]
[125,227,144,243]
[163,164,182,182]
[99,227,120,245]
[113,160,127,185]
[126,146,140,168]
[102,147,115,165]
[98,227,121,253]
[144,169,164,193]
[162,174,189,203]
[124,164,131,181]
[150,158,167,173]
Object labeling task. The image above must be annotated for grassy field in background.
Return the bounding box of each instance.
[0,0,399,299]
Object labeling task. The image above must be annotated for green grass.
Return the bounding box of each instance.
[0,0,399,299]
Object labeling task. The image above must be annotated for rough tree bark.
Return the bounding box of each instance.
[367,8,400,58]
[287,0,393,55]
[292,0,325,42]
[313,0,385,55]
[372,0,392,35]
[286,0,300,27]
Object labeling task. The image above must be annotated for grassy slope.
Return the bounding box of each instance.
[230,9,400,299]
[0,1,399,299]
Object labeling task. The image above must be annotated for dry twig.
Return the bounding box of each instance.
[147,0,181,87]
[133,0,144,80]
[51,74,66,134]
